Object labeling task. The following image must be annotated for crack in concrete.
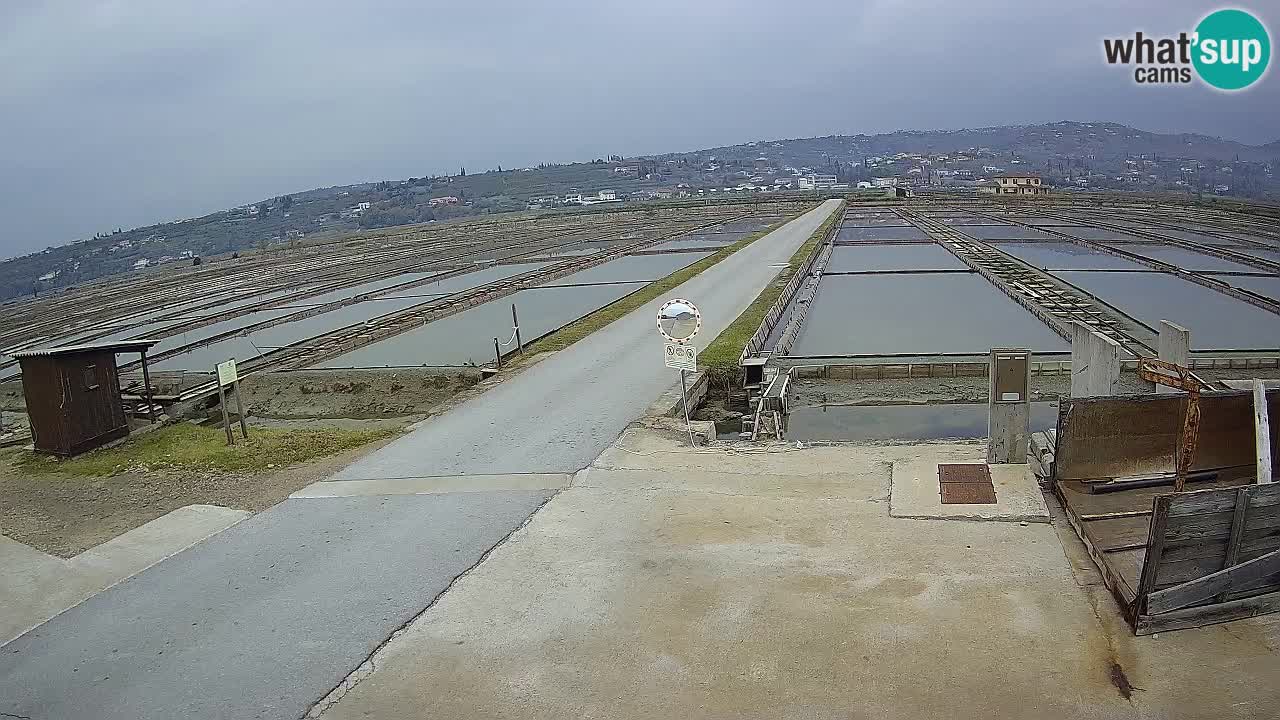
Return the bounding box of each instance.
[888,512,1051,524]
[300,488,564,719]
[1220,624,1278,654]
[571,483,881,503]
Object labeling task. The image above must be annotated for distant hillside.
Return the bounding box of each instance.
[708,121,1279,164]
[4,121,1278,303]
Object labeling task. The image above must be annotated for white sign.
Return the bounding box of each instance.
[216,358,238,387]
[664,342,697,372]
[657,298,701,343]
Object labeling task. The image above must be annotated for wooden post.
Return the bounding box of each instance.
[233,379,249,440]
[217,380,234,446]
[493,338,502,369]
[1255,379,1273,484]
[512,303,523,355]
[1137,495,1172,607]
[139,349,157,423]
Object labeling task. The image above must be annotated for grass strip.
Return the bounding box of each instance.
[698,201,844,382]
[16,422,400,476]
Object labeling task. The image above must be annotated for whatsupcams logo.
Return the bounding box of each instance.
[1103,8,1270,90]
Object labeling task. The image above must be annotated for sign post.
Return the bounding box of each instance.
[215,358,249,444]
[657,299,702,445]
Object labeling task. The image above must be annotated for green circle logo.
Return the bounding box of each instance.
[1193,8,1271,90]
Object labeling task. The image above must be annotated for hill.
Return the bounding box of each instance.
[3,121,1278,303]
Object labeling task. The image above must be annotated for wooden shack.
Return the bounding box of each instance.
[1052,389,1280,634]
[13,340,158,456]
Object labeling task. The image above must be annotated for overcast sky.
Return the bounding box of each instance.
[2,1,1277,257]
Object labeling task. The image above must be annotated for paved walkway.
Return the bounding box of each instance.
[0,200,842,720]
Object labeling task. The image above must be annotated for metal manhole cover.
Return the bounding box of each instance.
[939,463,997,505]
[938,464,992,484]
[941,482,997,504]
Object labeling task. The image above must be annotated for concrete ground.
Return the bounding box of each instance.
[0,505,248,646]
[315,426,1280,720]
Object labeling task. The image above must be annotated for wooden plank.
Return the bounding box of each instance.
[1157,527,1280,569]
[1137,588,1280,635]
[1054,481,1140,610]
[1081,510,1151,521]
[1166,482,1280,517]
[1257,379,1274,484]
[1146,548,1280,614]
[1137,495,1172,601]
[1080,515,1151,552]
[1164,502,1280,542]
[1061,476,1248,518]
[1103,548,1145,601]
[1161,538,1230,564]
[1156,554,1230,588]
[1219,487,1250,602]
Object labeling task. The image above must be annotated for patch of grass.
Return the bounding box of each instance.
[16,422,400,477]
[699,201,845,382]
[522,208,814,356]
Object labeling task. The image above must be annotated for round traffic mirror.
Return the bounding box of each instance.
[657,298,701,342]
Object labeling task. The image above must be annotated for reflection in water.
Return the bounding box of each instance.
[991,242,1147,271]
[825,243,966,272]
[308,252,713,367]
[1109,244,1260,273]
[786,401,1058,443]
[1057,270,1280,350]
[791,274,1068,356]
[835,226,928,242]
[150,263,552,370]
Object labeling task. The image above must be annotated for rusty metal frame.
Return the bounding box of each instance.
[1137,357,1208,491]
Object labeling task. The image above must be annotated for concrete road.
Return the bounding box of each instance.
[332,198,842,478]
[0,492,556,720]
[0,200,840,720]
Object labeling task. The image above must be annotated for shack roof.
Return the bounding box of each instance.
[11,339,159,359]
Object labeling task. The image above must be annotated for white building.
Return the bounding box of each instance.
[994,175,1048,195]
[806,174,838,189]
[871,177,898,188]
[133,258,151,270]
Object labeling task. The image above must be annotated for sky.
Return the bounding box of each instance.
[2,0,1278,257]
